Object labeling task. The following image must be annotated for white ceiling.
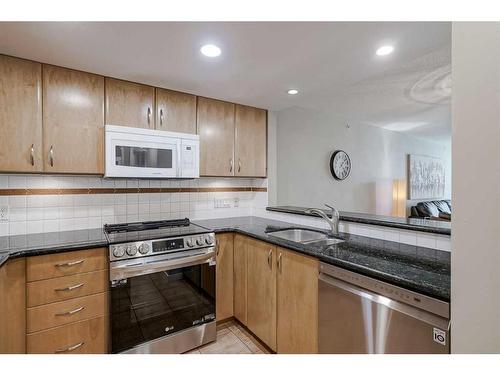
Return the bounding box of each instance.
[0,22,451,140]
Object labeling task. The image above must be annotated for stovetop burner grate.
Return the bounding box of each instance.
[104,218,191,234]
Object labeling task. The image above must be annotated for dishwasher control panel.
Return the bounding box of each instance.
[319,262,449,319]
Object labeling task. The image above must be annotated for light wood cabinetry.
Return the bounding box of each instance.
[27,292,108,333]
[0,258,26,353]
[155,88,197,133]
[42,65,104,174]
[26,247,107,282]
[246,237,277,351]
[216,233,234,321]
[233,234,248,325]
[25,247,109,354]
[105,77,155,128]
[0,55,42,173]
[276,247,318,353]
[234,104,267,177]
[197,97,235,176]
[27,316,108,354]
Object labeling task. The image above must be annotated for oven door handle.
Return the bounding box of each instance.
[110,249,215,281]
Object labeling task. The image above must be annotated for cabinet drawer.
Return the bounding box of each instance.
[27,269,108,307]
[27,316,108,354]
[27,248,107,282]
[27,292,108,333]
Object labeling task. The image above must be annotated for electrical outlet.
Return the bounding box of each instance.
[214,198,231,209]
[0,205,9,222]
[234,198,240,208]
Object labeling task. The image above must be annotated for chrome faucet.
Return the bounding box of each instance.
[305,204,340,236]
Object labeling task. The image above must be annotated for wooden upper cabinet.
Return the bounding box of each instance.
[105,78,154,128]
[43,65,104,174]
[246,237,277,351]
[0,55,42,172]
[276,248,318,354]
[234,105,267,177]
[155,88,196,133]
[197,97,235,176]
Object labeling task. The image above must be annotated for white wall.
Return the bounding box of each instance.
[275,106,451,215]
[451,22,500,353]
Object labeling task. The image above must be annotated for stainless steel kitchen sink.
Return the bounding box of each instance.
[268,228,328,243]
[306,238,344,246]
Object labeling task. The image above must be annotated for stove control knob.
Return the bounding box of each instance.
[205,236,214,245]
[186,239,194,247]
[139,243,150,254]
[113,245,126,258]
[126,244,138,256]
[196,238,204,246]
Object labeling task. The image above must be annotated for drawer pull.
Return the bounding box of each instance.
[55,283,84,292]
[55,306,85,316]
[55,259,85,268]
[55,341,85,353]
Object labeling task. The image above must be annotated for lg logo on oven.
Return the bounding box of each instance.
[433,328,446,346]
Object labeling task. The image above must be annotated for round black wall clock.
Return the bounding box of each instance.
[330,150,351,181]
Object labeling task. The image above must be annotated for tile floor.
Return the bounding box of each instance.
[186,320,270,354]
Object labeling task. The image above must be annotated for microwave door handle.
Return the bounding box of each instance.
[177,141,182,178]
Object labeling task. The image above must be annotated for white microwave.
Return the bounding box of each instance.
[105,125,199,178]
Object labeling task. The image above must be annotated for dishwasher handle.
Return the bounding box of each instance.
[319,272,450,331]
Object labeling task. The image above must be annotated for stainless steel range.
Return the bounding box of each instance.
[105,218,216,354]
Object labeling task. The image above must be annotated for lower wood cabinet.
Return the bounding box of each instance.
[27,316,108,354]
[231,235,319,354]
[276,247,318,353]
[246,237,277,351]
[216,233,234,321]
[0,258,26,353]
[24,247,110,354]
[233,234,248,325]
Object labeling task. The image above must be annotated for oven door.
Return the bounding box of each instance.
[105,126,180,178]
[110,249,216,353]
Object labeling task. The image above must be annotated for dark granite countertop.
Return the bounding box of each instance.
[0,228,107,267]
[266,206,451,235]
[194,217,450,301]
[0,216,450,302]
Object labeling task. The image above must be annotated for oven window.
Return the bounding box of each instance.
[115,146,173,168]
[110,263,215,353]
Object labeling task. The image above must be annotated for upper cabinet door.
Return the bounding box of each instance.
[234,105,267,177]
[155,88,196,134]
[0,55,42,173]
[43,65,105,174]
[105,78,154,128]
[197,97,235,176]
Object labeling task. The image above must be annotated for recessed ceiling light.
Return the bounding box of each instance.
[200,44,221,57]
[376,45,394,56]
[287,89,299,95]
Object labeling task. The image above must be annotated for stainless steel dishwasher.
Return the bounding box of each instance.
[319,262,450,354]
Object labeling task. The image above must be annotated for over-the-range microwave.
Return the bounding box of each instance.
[105,125,199,178]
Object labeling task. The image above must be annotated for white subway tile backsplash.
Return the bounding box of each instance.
[27,220,44,234]
[10,208,26,222]
[9,221,26,235]
[416,233,437,249]
[9,196,26,208]
[397,230,418,246]
[8,175,27,189]
[27,207,44,221]
[0,176,8,189]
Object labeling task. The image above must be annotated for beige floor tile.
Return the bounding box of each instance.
[228,323,270,353]
[200,331,252,354]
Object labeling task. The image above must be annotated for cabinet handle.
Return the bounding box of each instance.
[229,159,234,173]
[55,306,85,316]
[267,249,273,268]
[147,107,151,125]
[238,159,241,173]
[277,253,282,273]
[216,239,220,256]
[54,283,84,292]
[55,341,84,353]
[49,146,54,167]
[30,144,35,166]
[160,109,164,126]
[55,259,85,268]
